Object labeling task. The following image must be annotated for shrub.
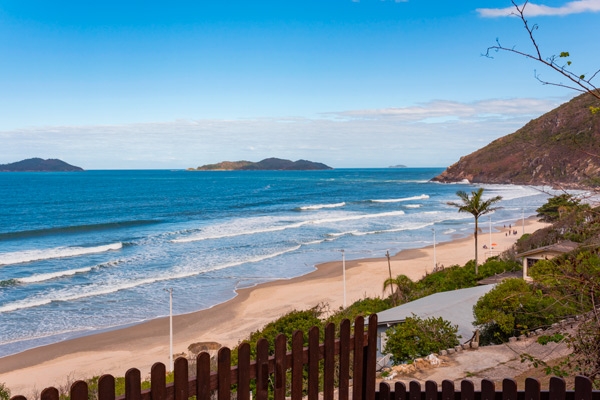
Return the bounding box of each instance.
[383,314,459,364]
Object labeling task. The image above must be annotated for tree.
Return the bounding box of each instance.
[484,0,600,113]
[536,194,581,222]
[0,383,10,400]
[447,188,502,274]
[382,274,414,306]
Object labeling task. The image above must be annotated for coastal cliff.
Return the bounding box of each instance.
[192,158,332,171]
[0,158,83,172]
[432,93,600,188]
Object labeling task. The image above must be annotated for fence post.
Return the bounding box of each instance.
[409,381,421,400]
[174,357,189,400]
[379,382,391,400]
[217,347,231,400]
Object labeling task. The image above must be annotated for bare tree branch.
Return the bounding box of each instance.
[484,0,600,102]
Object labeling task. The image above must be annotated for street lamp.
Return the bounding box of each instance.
[165,288,173,371]
[341,250,346,308]
[432,228,436,271]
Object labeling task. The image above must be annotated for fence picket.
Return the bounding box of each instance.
[237,342,251,400]
[217,347,231,400]
[124,368,141,400]
[575,376,592,400]
[256,338,269,400]
[308,325,320,400]
[324,323,335,400]
[525,378,541,400]
[196,352,211,400]
[409,381,421,400]
[442,380,455,400]
[482,379,496,400]
[353,316,365,400]
[291,330,304,400]
[426,381,438,400]
[150,363,166,400]
[365,314,378,400]
[549,377,566,400]
[503,379,517,400]
[98,374,115,400]
[460,380,474,400]
[339,319,351,400]
[379,382,391,400]
[274,334,287,400]
[394,381,407,400]
[10,316,600,400]
[174,357,188,400]
[70,380,87,400]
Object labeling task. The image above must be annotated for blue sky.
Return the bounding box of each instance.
[0,1,598,169]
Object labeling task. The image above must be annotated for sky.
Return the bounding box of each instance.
[0,1,599,169]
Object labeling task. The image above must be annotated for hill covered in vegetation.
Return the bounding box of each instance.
[0,158,83,172]
[191,158,332,171]
[432,93,600,188]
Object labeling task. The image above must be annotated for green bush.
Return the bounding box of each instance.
[383,314,459,364]
[0,382,10,400]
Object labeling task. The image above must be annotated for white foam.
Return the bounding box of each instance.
[0,245,304,313]
[17,267,93,284]
[0,243,123,266]
[371,194,429,203]
[404,204,422,208]
[299,202,346,210]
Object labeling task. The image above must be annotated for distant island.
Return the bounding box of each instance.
[0,158,84,172]
[190,158,333,171]
[388,164,407,168]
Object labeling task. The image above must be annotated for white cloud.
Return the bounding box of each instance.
[477,0,600,17]
[0,97,564,169]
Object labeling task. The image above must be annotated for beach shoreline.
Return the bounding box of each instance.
[0,217,548,395]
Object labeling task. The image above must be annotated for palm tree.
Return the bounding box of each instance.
[383,274,414,306]
[447,188,502,275]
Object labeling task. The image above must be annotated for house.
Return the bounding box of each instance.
[373,284,495,359]
[515,240,579,281]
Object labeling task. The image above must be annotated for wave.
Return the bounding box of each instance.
[0,220,160,241]
[371,194,429,203]
[0,243,123,266]
[404,204,422,209]
[173,210,406,243]
[349,222,434,237]
[0,245,304,313]
[17,266,94,284]
[297,202,346,211]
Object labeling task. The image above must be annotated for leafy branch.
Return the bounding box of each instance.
[484,0,600,113]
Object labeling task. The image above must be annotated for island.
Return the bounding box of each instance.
[388,164,407,168]
[0,158,84,172]
[190,158,333,171]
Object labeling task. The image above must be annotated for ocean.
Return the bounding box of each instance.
[0,168,550,357]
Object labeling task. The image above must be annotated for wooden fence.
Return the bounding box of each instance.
[9,314,600,400]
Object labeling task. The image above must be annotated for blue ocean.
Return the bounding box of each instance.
[0,169,550,357]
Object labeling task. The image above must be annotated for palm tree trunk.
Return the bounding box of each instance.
[474,217,479,275]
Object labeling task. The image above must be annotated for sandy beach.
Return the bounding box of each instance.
[0,218,548,395]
